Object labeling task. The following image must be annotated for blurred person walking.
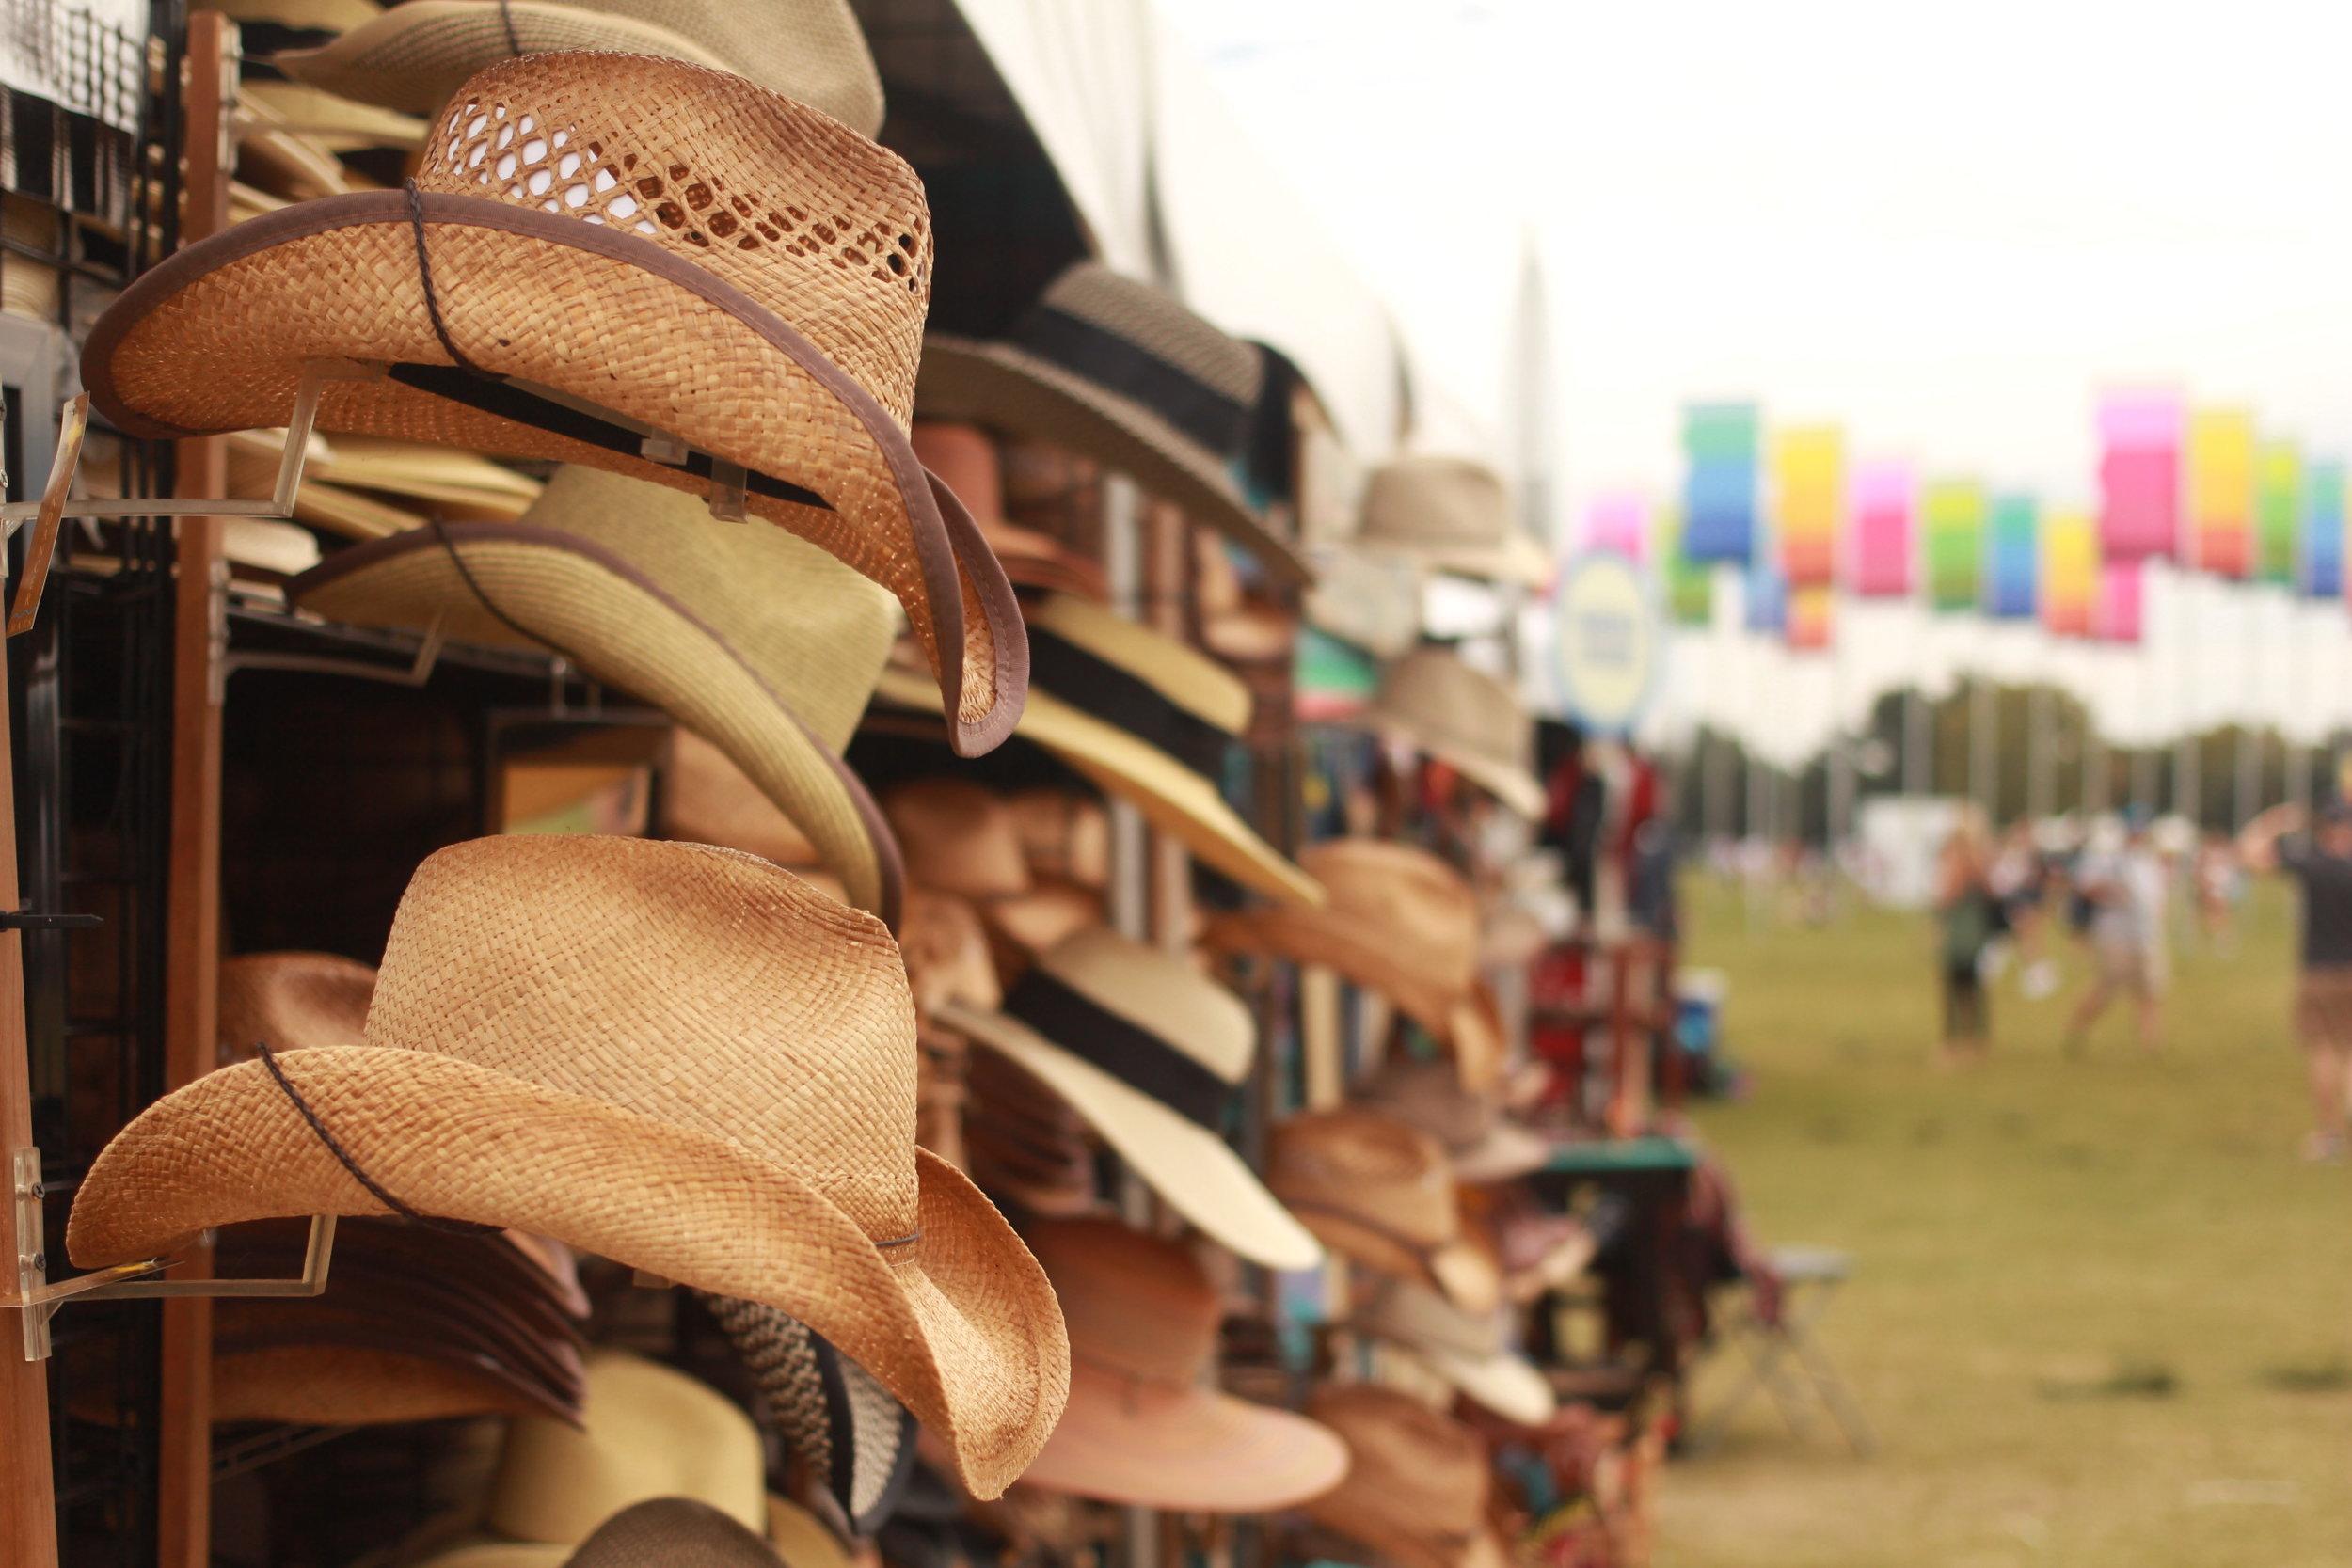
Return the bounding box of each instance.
[2239,800,2352,1163]
[2064,810,2169,1055]
[1989,822,2058,998]
[1935,816,1998,1066]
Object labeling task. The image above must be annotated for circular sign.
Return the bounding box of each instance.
[1551,550,1661,735]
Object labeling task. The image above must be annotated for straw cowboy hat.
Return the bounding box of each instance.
[1364,648,1545,819]
[1354,1057,1552,1186]
[876,595,1324,908]
[962,1050,1102,1220]
[1005,788,1110,892]
[1301,1386,1509,1568]
[275,0,885,135]
[416,1497,803,1568]
[65,837,1069,1497]
[696,1299,916,1539]
[911,422,1109,604]
[1200,838,1481,1057]
[1265,1110,1499,1313]
[82,51,1025,756]
[1018,1219,1348,1511]
[880,779,1108,986]
[936,929,1321,1270]
[1358,456,1550,588]
[1355,1278,1557,1429]
[916,265,1312,585]
[287,465,907,925]
[216,950,376,1062]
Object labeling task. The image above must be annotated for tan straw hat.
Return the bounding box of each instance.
[916,265,1311,585]
[216,950,375,1063]
[911,423,1109,604]
[1265,1110,1499,1314]
[1358,456,1550,588]
[65,837,1069,1497]
[275,0,884,135]
[83,50,1024,755]
[1364,648,1544,819]
[1200,839,1479,1052]
[882,780,1032,902]
[1018,1219,1348,1511]
[936,929,1320,1270]
[1005,789,1110,892]
[288,466,906,926]
[1354,1057,1552,1185]
[876,595,1323,908]
[1355,1278,1557,1429]
[1301,1386,1509,1568]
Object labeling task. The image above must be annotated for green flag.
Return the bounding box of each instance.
[1657,506,1714,626]
[1924,479,1986,611]
[2257,439,2302,587]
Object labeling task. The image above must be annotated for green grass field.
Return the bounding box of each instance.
[1655,878,2352,1567]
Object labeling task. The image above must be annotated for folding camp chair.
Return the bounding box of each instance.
[1693,1245,1876,1456]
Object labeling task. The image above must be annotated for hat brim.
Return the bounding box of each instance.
[288,525,904,930]
[917,338,1313,587]
[1359,533,1552,590]
[1199,908,1459,1043]
[1447,1119,1554,1186]
[1297,1209,1501,1316]
[1411,1342,1558,1429]
[1017,1360,1348,1512]
[937,1003,1321,1271]
[83,189,1025,758]
[213,1339,573,1426]
[874,668,1323,909]
[272,2,732,114]
[63,1047,1070,1500]
[1361,705,1547,819]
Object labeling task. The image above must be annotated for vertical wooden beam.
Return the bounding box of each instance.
[1,667,58,1568]
[158,15,236,1567]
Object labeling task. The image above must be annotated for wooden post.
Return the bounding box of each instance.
[159,14,237,1566]
[1,663,58,1568]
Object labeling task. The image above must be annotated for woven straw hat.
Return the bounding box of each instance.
[696,1300,916,1539]
[937,929,1319,1270]
[1302,1386,1508,1568]
[65,837,1069,1497]
[917,266,1311,585]
[1358,456,1550,588]
[1265,1110,1498,1313]
[1018,1219,1347,1511]
[287,466,906,925]
[1200,839,1479,1051]
[1364,648,1544,819]
[911,423,1108,604]
[83,51,1024,756]
[1355,1278,1557,1429]
[876,595,1323,908]
[1354,1057,1551,1185]
[882,781,1032,902]
[1007,788,1110,892]
[216,950,375,1062]
[276,0,884,134]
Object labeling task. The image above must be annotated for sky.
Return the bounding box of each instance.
[1154,0,2352,759]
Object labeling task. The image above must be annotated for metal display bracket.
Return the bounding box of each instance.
[7,1148,336,1363]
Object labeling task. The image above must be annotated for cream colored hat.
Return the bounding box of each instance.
[1358,455,1550,588]
[1363,647,1544,819]
[84,51,1024,755]
[1355,1278,1557,1429]
[66,836,1069,1497]
[877,595,1322,908]
[937,929,1321,1271]
[288,466,906,925]
[274,0,884,135]
[917,265,1311,584]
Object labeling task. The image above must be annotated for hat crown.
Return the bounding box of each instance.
[421,52,932,425]
[1360,1278,1504,1361]
[883,780,1032,900]
[1360,456,1511,550]
[1027,1218,1217,1385]
[217,951,375,1061]
[1267,1109,1456,1246]
[1357,1058,1494,1155]
[1377,649,1532,771]
[1307,1386,1487,1535]
[363,836,918,1245]
[1299,840,1479,990]
[1034,928,1254,1085]
[898,888,1001,1014]
[1029,264,1262,416]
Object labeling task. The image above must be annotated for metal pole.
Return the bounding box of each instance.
[1969,674,1995,821]
[2287,607,2312,823]
[2027,679,2054,823]
[2175,574,2201,832]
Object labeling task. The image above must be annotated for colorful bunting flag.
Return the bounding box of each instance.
[2306,461,2344,601]
[1584,492,1648,562]
[2042,509,2097,638]
[1851,462,1914,598]
[2095,559,2143,643]
[2096,391,2181,562]
[1772,426,1841,586]
[1744,552,1786,635]
[2187,408,2254,578]
[1987,493,2038,619]
[1680,402,1760,565]
[2257,439,2302,587]
[1787,583,1834,651]
[1923,480,1985,611]
[1657,507,1714,626]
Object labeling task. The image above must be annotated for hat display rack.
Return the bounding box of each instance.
[0,7,1768,1568]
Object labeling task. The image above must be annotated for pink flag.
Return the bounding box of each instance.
[2095,559,2143,643]
[2097,390,2182,562]
[1584,493,1648,562]
[1852,462,1913,597]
